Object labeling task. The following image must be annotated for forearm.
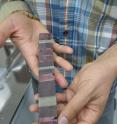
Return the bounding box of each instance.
[0,0,30,22]
[96,44,117,78]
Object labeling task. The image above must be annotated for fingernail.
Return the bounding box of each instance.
[59,116,68,124]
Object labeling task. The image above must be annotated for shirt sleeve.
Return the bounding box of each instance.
[0,1,31,22]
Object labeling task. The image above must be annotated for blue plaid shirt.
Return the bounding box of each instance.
[1,0,117,84]
[26,0,117,84]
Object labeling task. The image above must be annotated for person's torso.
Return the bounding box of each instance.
[26,0,117,81]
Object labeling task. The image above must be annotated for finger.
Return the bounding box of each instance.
[69,75,80,93]
[58,80,91,124]
[34,94,39,101]
[18,41,39,79]
[57,103,77,124]
[57,103,66,115]
[54,69,68,88]
[53,43,73,54]
[57,104,77,124]
[30,93,67,113]
[54,53,73,71]
[0,18,14,46]
[34,93,73,105]
[26,54,39,79]
[29,104,39,112]
[56,93,66,103]
[56,89,74,103]
[65,89,75,102]
[30,92,67,113]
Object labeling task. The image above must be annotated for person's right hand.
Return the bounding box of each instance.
[0,12,47,77]
[0,12,73,78]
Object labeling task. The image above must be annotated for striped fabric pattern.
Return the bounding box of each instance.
[25,0,117,84]
[1,0,117,88]
[39,33,57,123]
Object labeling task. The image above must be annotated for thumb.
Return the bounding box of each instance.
[18,40,39,79]
[58,77,91,124]
[0,18,14,46]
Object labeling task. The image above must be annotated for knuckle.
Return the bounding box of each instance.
[8,16,17,31]
[57,57,62,63]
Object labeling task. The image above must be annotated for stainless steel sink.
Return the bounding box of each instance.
[0,40,35,124]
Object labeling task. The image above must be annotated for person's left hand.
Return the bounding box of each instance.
[57,60,116,124]
[30,60,116,124]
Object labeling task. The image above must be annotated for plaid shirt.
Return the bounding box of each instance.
[0,0,117,84]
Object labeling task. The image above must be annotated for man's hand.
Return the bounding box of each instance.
[0,12,73,78]
[58,61,116,124]
[30,60,116,124]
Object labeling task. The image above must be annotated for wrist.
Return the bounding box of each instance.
[95,45,117,79]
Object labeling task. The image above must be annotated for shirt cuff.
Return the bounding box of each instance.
[0,1,31,22]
